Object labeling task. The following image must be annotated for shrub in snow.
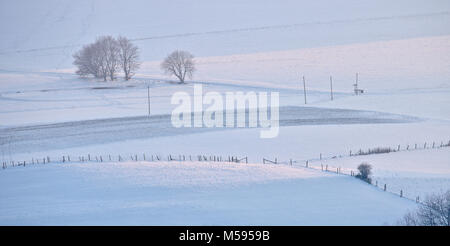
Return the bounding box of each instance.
[398,190,450,226]
[355,162,372,184]
[358,147,392,155]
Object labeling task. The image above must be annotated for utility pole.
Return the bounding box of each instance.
[330,75,334,101]
[302,75,307,104]
[147,85,151,116]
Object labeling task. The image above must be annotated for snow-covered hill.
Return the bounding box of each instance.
[0,161,416,225]
[1,0,449,70]
[0,0,449,226]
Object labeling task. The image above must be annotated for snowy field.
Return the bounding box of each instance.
[0,161,416,225]
[1,35,450,126]
[0,0,449,225]
[0,106,419,155]
[309,148,450,201]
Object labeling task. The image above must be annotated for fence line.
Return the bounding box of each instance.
[303,139,450,165]
[260,154,436,206]
[2,139,449,206]
[1,153,248,170]
[2,139,449,170]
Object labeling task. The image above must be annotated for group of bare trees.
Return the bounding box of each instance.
[398,190,450,226]
[74,35,196,83]
[73,36,140,81]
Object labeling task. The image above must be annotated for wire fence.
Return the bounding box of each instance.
[2,139,449,207]
[1,153,248,170]
[260,139,450,205]
[263,155,424,204]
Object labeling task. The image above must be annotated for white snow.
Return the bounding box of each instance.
[1,35,450,126]
[309,148,450,201]
[142,35,450,93]
[1,0,449,70]
[0,0,449,225]
[0,161,416,225]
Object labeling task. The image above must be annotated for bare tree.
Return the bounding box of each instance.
[73,42,103,78]
[94,40,109,81]
[161,50,195,83]
[398,190,450,226]
[74,36,141,81]
[97,36,120,81]
[117,36,140,81]
[73,36,119,81]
